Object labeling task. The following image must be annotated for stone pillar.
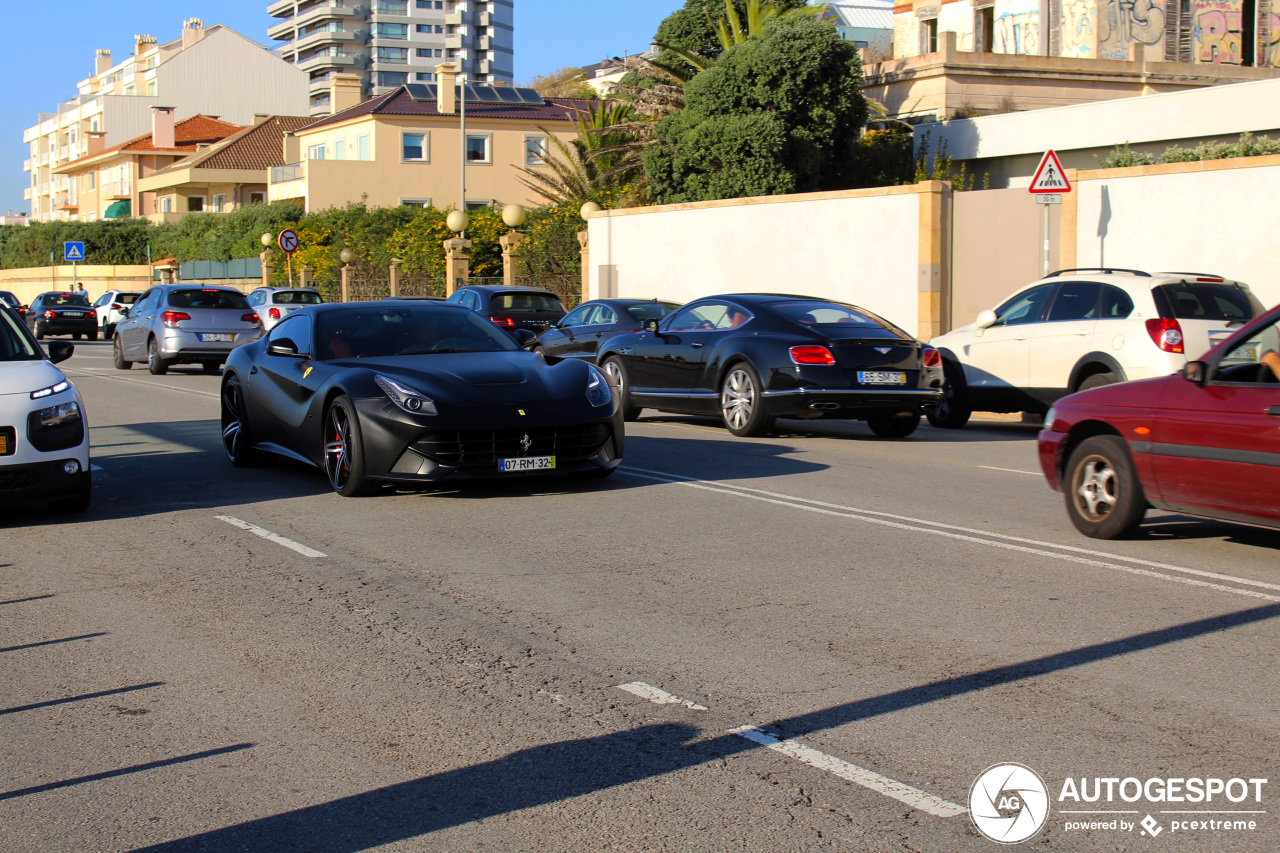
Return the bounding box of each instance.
[444,238,472,296]
[340,264,351,303]
[499,231,525,289]
[914,180,947,342]
[260,250,274,288]
[389,258,402,297]
[577,230,590,303]
[300,265,313,289]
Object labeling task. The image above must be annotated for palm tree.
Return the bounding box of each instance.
[517,100,641,206]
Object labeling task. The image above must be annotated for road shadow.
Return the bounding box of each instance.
[1135,515,1280,552]
[128,602,1280,852]
[637,412,1041,445]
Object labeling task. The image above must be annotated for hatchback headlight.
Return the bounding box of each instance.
[585,364,612,407]
[374,374,437,415]
[38,400,81,427]
[30,379,69,400]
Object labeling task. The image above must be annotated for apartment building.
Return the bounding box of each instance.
[22,19,308,222]
[268,0,515,116]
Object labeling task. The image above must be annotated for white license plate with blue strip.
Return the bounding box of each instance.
[499,455,555,472]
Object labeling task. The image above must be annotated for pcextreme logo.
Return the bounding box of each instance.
[971,764,1269,844]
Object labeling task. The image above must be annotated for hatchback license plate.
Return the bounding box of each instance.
[0,434,8,455]
[499,455,556,472]
[200,333,234,342]
[858,371,906,385]
[1208,330,1232,347]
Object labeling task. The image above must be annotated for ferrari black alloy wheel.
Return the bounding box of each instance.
[324,395,374,497]
[221,375,265,467]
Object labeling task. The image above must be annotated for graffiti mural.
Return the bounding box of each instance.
[994,0,1042,54]
[1193,0,1243,64]
[1261,11,1280,67]
[1098,0,1165,59]
[1062,0,1099,56]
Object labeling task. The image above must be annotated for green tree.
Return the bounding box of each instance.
[643,15,868,203]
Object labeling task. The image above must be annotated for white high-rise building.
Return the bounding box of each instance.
[268,0,515,115]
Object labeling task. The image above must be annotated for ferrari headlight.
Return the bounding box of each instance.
[585,364,612,407]
[375,374,437,416]
[38,400,81,427]
[30,379,70,400]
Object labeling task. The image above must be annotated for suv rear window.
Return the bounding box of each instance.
[272,290,323,305]
[116,293,140,305]
[489,292,563,312]
[167,289,250,309]
[1153,283,1262,322]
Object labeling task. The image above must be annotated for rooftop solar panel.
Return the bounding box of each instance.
[405,84,436,102]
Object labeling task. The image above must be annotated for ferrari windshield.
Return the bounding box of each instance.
[316,305,521,359]
[0,307,40,361]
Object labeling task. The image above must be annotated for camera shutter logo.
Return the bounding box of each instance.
[970,763,1050,844]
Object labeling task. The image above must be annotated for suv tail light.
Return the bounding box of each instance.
[242,313,261,324]
[489,316,515,327]
[111,302,123,311]
[161,311,191,328]
[922,347,942,368]
[790,346,836,365]
[1145,317,1184,354]
[268,307,281,320]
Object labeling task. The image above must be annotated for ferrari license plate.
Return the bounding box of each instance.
[499,455,556,472]
[858,371,907,385]
[200,333,234,342]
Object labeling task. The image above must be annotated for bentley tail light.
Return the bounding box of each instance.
[790,346,836,365]
[489,316,515,327]
[922,347,942,368]
[161,311,191,327]
[1145,317,1184,354]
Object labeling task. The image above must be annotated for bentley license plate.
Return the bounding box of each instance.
[858,371,906,385]
[499,455,555,472]
[200,333,234,342]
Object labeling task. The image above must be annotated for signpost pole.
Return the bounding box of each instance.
[1043,203,1051,277]
[1028,150,1071,279]
[287,254,293,287]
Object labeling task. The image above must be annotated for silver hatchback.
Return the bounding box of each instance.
[247,287,324,331]
[113,284,263,375]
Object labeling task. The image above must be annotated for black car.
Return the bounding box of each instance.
[597,294,944,438]
[531,298,681,363]
[28,292,98,340]
[221,301,624,496]
[0,291,27,321]
[445,285,566,335]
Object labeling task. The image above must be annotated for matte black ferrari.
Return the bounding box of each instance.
[597,294,944,438]
[221,302,624,495]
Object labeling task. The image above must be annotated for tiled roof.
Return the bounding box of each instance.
[298,88,590,132]
[58,116,244,170]
[150,116,314,175]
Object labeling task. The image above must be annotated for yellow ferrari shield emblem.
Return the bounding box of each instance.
[518,409,526,416]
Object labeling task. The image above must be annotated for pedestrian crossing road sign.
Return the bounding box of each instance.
[64,241,85,262]
[1029,150,1071,194]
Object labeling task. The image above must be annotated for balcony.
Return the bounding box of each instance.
[22,158,31,172]
[298,50,362,72]
[101,180,131,199]
[292,2,360,33]
[272,162,305,183]
[268,19,296,41]
[54,191,79,210]
[372,0,408,14]
[23,188,31,201]
[445,34,463,50]
[58,145,70,161]
[268,0,297,18]
[476,34,491,51]
[444,10,463,25]
[477,10,491,26]
[293,26,360,53]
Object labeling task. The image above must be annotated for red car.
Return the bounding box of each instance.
[1039,302,1280,538]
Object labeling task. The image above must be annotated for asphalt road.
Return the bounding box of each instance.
[2,339,1278,853]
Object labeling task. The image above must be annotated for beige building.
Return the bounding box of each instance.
[138,115,314,223]
[870,0,1280,119]
[50,111,244,221]
[23,19,308,222]
[271,68,587,212]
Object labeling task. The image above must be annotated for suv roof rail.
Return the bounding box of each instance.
[1152,271,1228,280]
[1048,268,1151,277]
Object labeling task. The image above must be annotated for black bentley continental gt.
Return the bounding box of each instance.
[597,294,944,438]
[221,302,624,495]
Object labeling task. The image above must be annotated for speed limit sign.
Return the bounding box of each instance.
[278,229,300,253]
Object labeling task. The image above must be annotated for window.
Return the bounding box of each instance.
[920,18,939,54]
[994,284,1053,326]
[161,196,172,213]
[186,196,204,213]
[437,25,445,33]
[435,48,443,56]
[372,23,408,39]
[376,47,409,64]
[465,133,491,164]
[309,143,326,160]
[667,301,734,332]
[331,137,345,160]
[376,71,409,87]
[374,0,408,12]
[977,6,995,52]
[524,135,547,166]
[87,172,95,190]
[417,48,431,57]
[147,81,157,96]
[356,134,370,161]
[1046,282,1102,322]
[90,117,100,132]
[212,193,225,213]
[415,72,434,81]
[249,192,266,204]
[400,198,432,207]
[402,132,428,162]
[1100,285,1134,319]
[416,25,432,33]
[267,314,313,355]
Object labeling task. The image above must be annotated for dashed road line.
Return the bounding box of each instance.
[64,367,219,399]
[617,682,709,710]
[215,515,327,558]
[729,725,968,818]
[978,465,1041,476]
[618,467,1280,603]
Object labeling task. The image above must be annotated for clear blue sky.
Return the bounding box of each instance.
[0,1,676,217]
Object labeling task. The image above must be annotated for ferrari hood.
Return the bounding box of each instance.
[341,351,590,403]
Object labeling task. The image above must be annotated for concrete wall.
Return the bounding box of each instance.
[586,184,949,341]
[0,265,153,304]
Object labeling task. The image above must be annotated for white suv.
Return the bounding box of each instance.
[927,269,1266,428]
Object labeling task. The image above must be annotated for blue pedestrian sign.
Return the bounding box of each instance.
[64,241,86,262]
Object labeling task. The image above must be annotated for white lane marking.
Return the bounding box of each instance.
[215,515,327,559]
[729,725,968,818]
[617,681,709,711]
[978,465,1040,476]
[90,464,104,471]
[618,467,1280,603]
[63,368,219,399]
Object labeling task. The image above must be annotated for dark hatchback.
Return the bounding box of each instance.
[446,285,567,335]
[531,298,681,363]
[597,293,944,437]
[28,292,97,340]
